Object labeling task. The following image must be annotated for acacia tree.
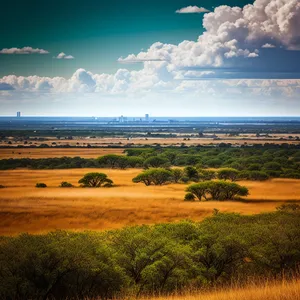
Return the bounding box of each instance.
[132,169,173,186]
[186,181,249,201]
[78,173,113,187]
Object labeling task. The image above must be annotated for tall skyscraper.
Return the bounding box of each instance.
[17,112,21,118]
[145,114,149,122]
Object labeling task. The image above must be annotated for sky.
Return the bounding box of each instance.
[0,0,300,117]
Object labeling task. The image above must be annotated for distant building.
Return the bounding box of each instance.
[145,114,149,122]
[17,112,21,118]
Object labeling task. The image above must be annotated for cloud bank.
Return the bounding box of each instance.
[0,47,49,54]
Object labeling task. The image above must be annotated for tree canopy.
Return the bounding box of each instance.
[78,172,113,187]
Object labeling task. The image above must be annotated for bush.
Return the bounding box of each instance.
[78,173,113,187]
[0,185,5,188]
[0,211,300,299]
[59,181,74,188]
[276,203,300,212]
[35,183,47,188]
[184,193,196,201]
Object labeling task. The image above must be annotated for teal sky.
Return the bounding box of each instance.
[0,0,253,77]
[1,0,299,117]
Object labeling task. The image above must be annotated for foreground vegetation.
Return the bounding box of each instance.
[1,208,300,299]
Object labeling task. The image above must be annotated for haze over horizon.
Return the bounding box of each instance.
[0,0,300,116]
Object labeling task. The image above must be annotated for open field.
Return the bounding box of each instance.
[0,147,124,159]
[1,168,300,235]
[1,133,300,149]
[144,279,300,300]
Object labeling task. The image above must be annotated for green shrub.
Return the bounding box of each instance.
[59,181,74,188]
[276,203,300,212]
[35,183,47,188]
[184,193,196,201]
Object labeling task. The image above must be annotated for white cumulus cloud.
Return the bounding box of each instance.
[262,43,276,48]
[55,52,75,59]
[0,47,49,54]
[176,6,210,14]
[122,0,300,69]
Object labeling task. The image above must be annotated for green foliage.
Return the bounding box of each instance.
[198,169,217,181]
[186,181,249,201]
[1,146,300,180]
[35,183,47,188]
[1,211,300,299]
[78,172,113,187]
[143,156,170,168]
[171,168,184,183]
[97,154,143,169]
[59,181,74,188]
[217,168,239,181]
[184,166,199,182]
[276,203,300,212]
[184,193,196,201]
[132,168,173,186]
[239,170,269,181]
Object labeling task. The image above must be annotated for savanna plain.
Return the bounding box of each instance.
[1,146,300,300]
[1,167,300,235]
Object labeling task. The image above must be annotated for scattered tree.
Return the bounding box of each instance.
[133,168,173,186]
[78,173,113,187]
[186,181,249,201]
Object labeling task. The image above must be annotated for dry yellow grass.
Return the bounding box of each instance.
[2,133,300,150]
[1,169,300,235]
[144,279,300,300]
[0,148,124,159]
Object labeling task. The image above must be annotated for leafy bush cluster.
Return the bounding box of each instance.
[1,210,300,299]
[2,146,300,179]
[132,168,182,186]
[185,181,249,201]
[0,156,98,170]
[35,183,47,188]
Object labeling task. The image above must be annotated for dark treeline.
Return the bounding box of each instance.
[0,208,300,299]
[2,146,300,179]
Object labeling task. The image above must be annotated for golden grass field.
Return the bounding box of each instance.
[1,168,300,235]
[143,279,300,300]
[2,133,300,150]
